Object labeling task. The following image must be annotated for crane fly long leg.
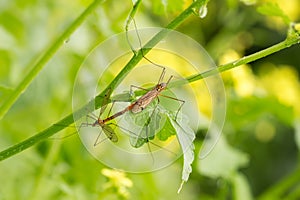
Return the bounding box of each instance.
[157,93,185,120]
[126,9,168,86]
[51,112,98,140]
[141,100,160,164]
[130,84,150,97]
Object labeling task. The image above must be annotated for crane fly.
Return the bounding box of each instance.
[102,68,184,124]
[77,8,185,149]
[53,4,185,160]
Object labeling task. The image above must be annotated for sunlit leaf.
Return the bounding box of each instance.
[257,3,291,25]
[198,136,249,178]
[125,104,166,147]
[169,115,195,193]
[125,102,196,191]
[156,115,176,141]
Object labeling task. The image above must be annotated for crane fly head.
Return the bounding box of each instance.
[156,82,167,92]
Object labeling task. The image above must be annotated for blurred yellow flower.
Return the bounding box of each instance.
[255,120,276,142]
[231,66,256,97]
[219,49,256,97]
[101,168,133,199]
[259,65,300,116]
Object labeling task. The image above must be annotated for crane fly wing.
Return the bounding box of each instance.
[102,124,118,143]
[94,124,118,146]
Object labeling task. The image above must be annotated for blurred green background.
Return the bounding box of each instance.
[1,0,300,199]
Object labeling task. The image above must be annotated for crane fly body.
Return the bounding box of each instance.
[130,82,167,113]
[101,80,171,124]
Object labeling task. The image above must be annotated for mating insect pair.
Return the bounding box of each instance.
[77,9,186,151]
[80,65,185,150]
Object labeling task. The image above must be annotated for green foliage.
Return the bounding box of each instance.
[1,0,300,199]
[156,116,176,141]
[198,136,249,179]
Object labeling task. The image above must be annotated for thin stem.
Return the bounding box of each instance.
[0,0,104,120]
[0,0,207,161]
[169,30,300,88]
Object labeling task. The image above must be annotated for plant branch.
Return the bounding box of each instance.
[169,23,300,88]
[0,0,104,120]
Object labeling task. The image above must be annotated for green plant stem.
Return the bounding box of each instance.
[0,0,104,120]
[0,0,207,161]
[169,30,300,88]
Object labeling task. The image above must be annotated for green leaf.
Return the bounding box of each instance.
[156,115,176,141]
[198,136,249,179]
[125,104,167,148]
[125,103,195,191]
[257,2,291,25]
[169,115,195,193]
